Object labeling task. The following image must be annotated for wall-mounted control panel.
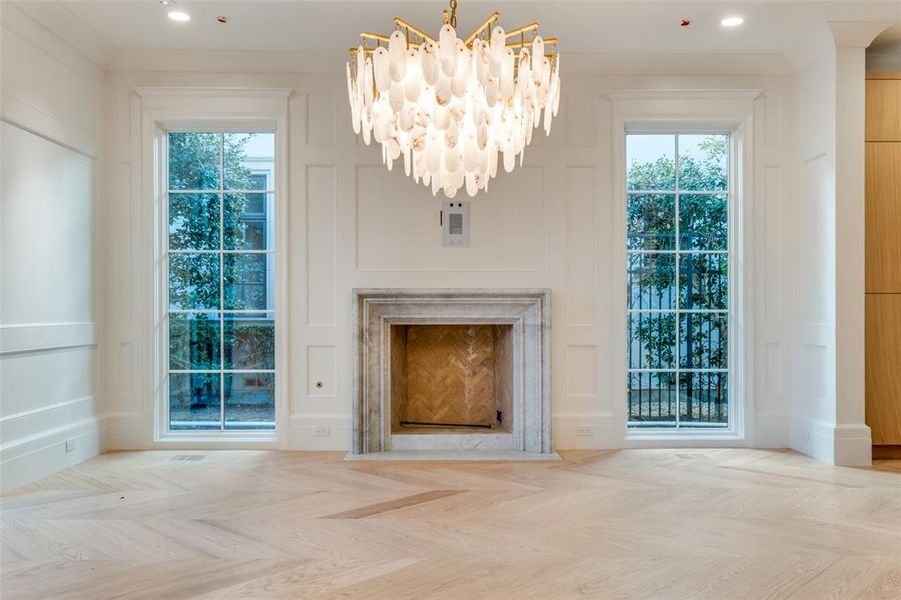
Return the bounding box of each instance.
[441,201,470,248]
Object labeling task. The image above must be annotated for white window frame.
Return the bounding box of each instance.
[608,90,757,444]
[138,88,290,444]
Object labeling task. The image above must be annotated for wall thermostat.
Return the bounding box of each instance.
[441,201,470,248]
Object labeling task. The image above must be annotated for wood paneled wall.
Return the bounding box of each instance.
[866,74,901,445]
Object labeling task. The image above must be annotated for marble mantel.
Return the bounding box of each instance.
[352,289,553,456]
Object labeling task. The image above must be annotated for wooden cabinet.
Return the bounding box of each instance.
[865,143,901,293]
[866,295,901,444]
[866,79,901,141]
[866,74,901,446]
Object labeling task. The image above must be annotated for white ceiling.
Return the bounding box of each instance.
[12,0,901,71]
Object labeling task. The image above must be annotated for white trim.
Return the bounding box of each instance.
[0,415,103,493]
[791,416,873,466]
[140,88,290,445]
[608,90,758,446]
[0,395,95,425]
[0,322,96,355]
[134,87,292,100]
[605,89,764,103]
[0,116,98,160]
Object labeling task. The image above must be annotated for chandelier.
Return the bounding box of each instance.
[346,0,561,198]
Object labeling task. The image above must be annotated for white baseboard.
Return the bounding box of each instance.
[755,412,792,448]
[552,412,619,448]
[0,415,103,493]
[102,411,354,451]
[791,416,872,466]
[286,414,353,450]
[832,423,873,466]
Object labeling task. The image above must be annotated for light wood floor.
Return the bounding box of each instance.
[2,449,901,599]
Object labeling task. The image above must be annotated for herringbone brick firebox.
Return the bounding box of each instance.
[389,324,514,434]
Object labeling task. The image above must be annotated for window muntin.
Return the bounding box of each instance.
[626,133,730,429]
[166,132,276,432]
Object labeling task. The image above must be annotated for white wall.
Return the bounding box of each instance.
[101,65,796,453]
[0,3,104,491]
[789,22,891,465]
[790,47,839,461]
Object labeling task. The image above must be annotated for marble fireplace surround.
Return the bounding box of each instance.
[352,289,552,456]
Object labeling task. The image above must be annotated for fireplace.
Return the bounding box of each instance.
[352,289,552,456]
[390,324,514,434]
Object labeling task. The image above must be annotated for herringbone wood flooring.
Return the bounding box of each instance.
[2,449,901,599]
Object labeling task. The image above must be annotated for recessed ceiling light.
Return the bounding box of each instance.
[168,9,191,22]
[721,16,744,27]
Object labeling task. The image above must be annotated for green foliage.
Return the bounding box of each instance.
[167,133,256,311]
[628,135,729,382]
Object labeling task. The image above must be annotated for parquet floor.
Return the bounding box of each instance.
[2,449,901,599]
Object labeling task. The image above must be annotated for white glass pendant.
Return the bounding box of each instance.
[489,26,505,78]
[445,147,460,172]
[477,146,489,175]
[474,39,490,86]
[399,108,415,132]
[436,74,452,107]
[445,119,460,148]
[403,146,412,176]
[431,171,440,196]
[404,48,422,102]
[422,41,440,85]
[451,41,470,97]
[465,172,478,197]
[531,36,544,85]
[439,25,458,77]
[425,142,440,174]
[500,47,515,99]
[388,31,407,82]
[363,57,374,105]
[346,63,361,134]
[463,136,478,171]
[485,79,498,107]
[389,82,405,113]
[373,47,391,92]
[433,103,451,130]
[502,147,515,173]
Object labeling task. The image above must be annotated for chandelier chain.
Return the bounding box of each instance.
[449,0,457,28]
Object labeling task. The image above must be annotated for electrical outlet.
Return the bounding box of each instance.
[65,439,76,453]
[314,426,330,438]
[577,426,594,437]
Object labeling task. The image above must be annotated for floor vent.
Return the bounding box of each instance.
[172,454,206,461]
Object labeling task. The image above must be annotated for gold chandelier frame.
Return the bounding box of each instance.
[348,0,558,68]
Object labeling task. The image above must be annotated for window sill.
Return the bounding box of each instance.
[156,431,278,444]
[625,428,745,445]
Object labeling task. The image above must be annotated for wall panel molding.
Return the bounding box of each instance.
[0,322,97,355]
[0,6,101,157]
[0,396,97,448]
[565,166,598,326]
[307,165,338,325]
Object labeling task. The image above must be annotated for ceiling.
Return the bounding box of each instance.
[12,0,901,71]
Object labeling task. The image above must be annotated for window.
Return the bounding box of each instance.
[165,131,276,432]
[626,133,730,429]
